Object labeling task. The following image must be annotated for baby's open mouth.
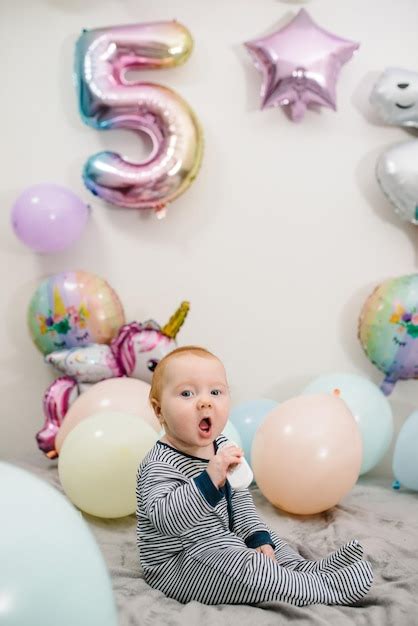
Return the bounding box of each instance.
[199,417,212,434]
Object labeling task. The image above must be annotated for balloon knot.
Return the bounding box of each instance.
[154,204,167,220]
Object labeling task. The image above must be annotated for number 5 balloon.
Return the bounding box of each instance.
[75,21,204,215]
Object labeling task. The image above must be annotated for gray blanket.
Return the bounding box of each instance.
[20,464,418,625]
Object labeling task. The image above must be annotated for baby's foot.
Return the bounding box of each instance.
[315,540,364,573]
[320,559,373,606]
[292,540,364,573]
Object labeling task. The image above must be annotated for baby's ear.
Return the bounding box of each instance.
[150,398,162,418]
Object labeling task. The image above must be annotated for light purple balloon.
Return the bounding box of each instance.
[11,184,89,253]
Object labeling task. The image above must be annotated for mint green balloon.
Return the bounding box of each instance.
[393,410,418,490]
[303,373,394,475]
[222,420,243,447]
[0,463,117,626]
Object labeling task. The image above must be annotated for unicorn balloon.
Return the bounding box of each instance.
[358,275,418,395]
[370,68,418,224]
[36,302,189,458]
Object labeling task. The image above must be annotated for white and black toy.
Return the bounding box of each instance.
[224,441,253,490]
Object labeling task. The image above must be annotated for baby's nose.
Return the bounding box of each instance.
[198,396,212,408]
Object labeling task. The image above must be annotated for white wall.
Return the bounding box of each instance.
[1,0,418,476]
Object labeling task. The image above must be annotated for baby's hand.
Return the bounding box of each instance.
[255,544,275,561]
[207,444,243,488]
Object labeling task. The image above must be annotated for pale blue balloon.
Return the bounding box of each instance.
[393,410,418,490]
[303,373,394,475]
[0,463,117,626]
[222,420,243,447]
[229,399,278,465]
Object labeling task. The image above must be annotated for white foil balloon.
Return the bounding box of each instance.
[370,68,418,128]
[376,141,418,224]
[370,68,418,224]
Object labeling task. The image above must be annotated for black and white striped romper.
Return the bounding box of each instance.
[136,435,373,606]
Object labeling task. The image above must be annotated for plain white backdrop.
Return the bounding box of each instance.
[1,0,418,476]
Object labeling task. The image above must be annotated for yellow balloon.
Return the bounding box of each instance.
[58,411,158,518]
[251,394,362,515]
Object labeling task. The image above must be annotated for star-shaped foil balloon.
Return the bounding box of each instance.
[245,9,359,122]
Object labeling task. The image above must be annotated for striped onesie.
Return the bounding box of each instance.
[136,435,373,606]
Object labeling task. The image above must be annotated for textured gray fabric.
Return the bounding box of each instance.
[18,463,418,625]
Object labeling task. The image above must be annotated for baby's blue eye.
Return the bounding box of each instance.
[180,390,193,398]
[211,389,221,396]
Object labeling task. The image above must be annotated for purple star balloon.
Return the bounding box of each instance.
[245,9,359,122]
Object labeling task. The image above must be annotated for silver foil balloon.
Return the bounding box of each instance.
[370,68,418,128]
[370,68,418,224]
[376,141,418,224]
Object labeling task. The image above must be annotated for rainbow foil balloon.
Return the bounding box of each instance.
[28,271,125,355]
[358,274,418,394]
[75,21,203,214]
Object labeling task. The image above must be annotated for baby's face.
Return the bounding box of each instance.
[157,354,230,452]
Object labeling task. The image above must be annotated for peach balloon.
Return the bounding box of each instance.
[251,394,362,515]
[55,377,159,453]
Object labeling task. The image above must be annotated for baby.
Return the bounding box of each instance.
[136,346,373,606]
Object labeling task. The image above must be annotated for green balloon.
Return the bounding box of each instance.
[0,463,117,626]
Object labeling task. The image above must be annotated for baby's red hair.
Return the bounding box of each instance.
[149,345,218,408]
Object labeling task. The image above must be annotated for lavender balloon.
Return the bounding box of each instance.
[11,184,89,253]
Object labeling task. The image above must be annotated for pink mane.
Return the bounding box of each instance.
[110,321,166,375]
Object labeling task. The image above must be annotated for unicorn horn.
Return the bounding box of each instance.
[161,301,190,338]
[53,287,66,318]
